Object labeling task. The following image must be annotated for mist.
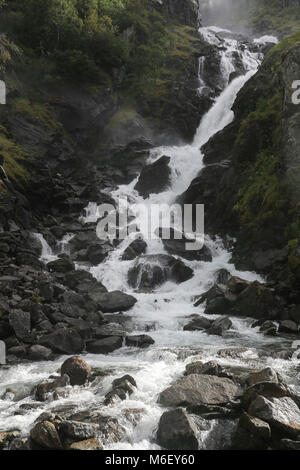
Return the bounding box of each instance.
[200,0,251,31]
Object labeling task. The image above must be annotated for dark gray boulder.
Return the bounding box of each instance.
[86,336,123,354]
[121,238,147,261]
[28,345,52,361]
[125,335,155,348]
[91,290,137,313]
[158,228,212,262]
[39,328,84,355]
[47,257,75,273]
[183,316,212,331]
[134,155,171,198]
[9,310,31,341]
[156,408,199,450]
[158,374,242,407]
[206,316,232,336]
[128,254,193,290]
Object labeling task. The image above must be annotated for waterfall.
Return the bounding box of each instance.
[1,28,290,452]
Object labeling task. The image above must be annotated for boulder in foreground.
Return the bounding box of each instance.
[158,374,242,407]
[157,408,199,450]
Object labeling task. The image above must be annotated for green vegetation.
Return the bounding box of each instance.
[0,130,30,184]
[11,98,61,130]
[247,0,300,35]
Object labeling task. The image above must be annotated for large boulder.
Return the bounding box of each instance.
[121,238,147,261]
[30,421,62,450]
[183,316,212,331]
[28,345,52,361]
[125,334,155,348]
[196,277,281,320]
[128,254,193,290]
[39,328,84,355]
[232,412,271,450]
[134,155,172,198]
[35,375,70,401]
[47,256,75,273]
[61,356,91,386]
[158,374,242,407]
[248,395,300,437]
[9,310,31,341]
[156,408,199,450]
[86,336,123,354]
[206,316,232,336]
[246,367,278,387]
[158,228,212,262]
[91,290,137,313]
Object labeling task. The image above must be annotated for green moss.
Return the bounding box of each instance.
[106,107,139,131]
[11,97,60,130]
[0,132,30,184]
[234,151,287,228]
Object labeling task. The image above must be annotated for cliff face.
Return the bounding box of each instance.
[180,31,300,300]
[0,0,209,230]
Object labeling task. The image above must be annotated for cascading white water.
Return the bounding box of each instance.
[1,28,298,450]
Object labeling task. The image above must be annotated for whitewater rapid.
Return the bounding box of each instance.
[1,26,299,450]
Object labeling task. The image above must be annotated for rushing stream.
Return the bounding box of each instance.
[0,26,299,450]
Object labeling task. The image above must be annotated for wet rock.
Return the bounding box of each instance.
[134,155,171,198]
[30,421,62,449]
[215,268,232,285]
[128,254,193,290]
[217,347,248,359]
[9,437,31,450]
[194,284,231,313]
[122,408,144,425]
[158,228,213,262]
[70,438,103,450]
[249,395,300,437]
[0,431,21,450]
[8,345,27,358]
[39,328,84,355]
[113,375,137,389]
[243,381,289,409]
[206,316,232,336]
[199,278,280,320]
[61,356,91,386]
[232,412,271,450]
[125,334,155,348]
[9,309,31,341]
[280,439,300,450]
[97,415,125,444]
[183,316,212,331]
[158,374,242,407]
[184,361,222,377]
[47,256,75,273]
[121,238,147,261]
[92,290,137,313]
[246,367,278,387]
[156,408,199,450]
[28,345,52,361]
[278,320,299,334]
[58,420,99,441]
[35,374,70,402]
[86,336,123,354]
